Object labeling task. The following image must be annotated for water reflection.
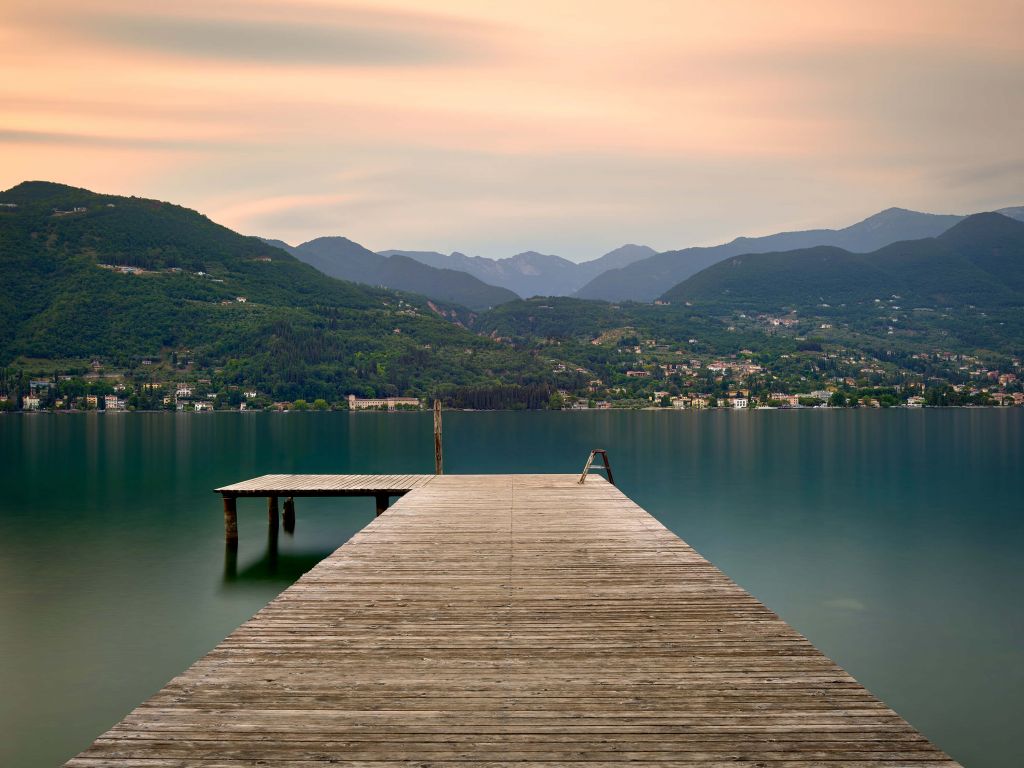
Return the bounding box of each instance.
[222,518,330,585]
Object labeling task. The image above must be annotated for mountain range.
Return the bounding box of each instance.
[3,180,1022,407]
[290,206,1024,307]
[662,212,1024,314]
[379,244,657,298]
[471,213,1024,362]
[576,206,1024,302]
[264,236,518,311]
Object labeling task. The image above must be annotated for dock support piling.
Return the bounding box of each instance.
[375,493,390,517]
[433,399,443,475]
[283,497,295,534]
[223,495,238,545]
[268,495,279,528]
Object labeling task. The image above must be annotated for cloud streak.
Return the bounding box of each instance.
[58,7,498,66]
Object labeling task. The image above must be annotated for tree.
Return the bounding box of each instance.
[292,399,310,410]
[828,391,846,408]
[312,398,329,410]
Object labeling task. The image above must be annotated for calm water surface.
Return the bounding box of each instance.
[1,410,1021,767]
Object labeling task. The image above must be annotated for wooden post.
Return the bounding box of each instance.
[283,497,295,534]
[223,495,238,545]
[375,493,390,517]
[433,398,443,475]
[268,495,279,528]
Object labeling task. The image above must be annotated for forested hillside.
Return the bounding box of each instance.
[660,213,1024,354]
[0,182,548,401]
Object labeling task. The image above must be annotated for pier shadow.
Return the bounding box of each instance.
[222,524,332,586]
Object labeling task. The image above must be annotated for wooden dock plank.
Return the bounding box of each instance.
[215,474,434,497]
[68,474,960,766]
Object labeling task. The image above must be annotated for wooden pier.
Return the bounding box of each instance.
[67,474,960,766]
[216,474,435,539]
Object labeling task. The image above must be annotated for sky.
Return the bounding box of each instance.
[2,0,1022,260]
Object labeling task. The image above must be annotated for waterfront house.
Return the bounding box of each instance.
[770,393,800,407]
[732,397,749,409]
[23,396,40,411]
[29,379,54,395]
[347,395,421,411]
[104,395,126,411]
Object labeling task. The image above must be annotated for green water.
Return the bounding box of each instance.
[0,410,1021,767]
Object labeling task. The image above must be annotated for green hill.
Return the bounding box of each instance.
[662,213,1024,309]
[659,213,1024,353]
[0,181,546,400]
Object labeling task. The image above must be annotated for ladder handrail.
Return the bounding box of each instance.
[578,449,615,486]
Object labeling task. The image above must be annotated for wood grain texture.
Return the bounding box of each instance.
[68,474,960,766]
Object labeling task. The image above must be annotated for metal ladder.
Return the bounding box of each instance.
[578,449,615,486]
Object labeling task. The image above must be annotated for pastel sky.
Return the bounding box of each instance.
[2,0,1022,260]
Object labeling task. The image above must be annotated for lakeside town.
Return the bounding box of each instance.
[2,343,1021,412]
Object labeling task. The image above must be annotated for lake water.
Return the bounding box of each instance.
[1,410,1021,767]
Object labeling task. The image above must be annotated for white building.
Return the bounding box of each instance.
[347,395,421,411]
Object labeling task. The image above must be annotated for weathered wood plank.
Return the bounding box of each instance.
[67,474,960,766]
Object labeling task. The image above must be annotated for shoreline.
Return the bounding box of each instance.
[4,404,1020,415]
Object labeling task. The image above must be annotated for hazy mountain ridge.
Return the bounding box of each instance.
[380,244,657,298]
[661,213,1024,315]
[576,206,1024,302]
[262,236,519,311]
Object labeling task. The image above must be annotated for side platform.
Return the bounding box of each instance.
[68,474,960,766]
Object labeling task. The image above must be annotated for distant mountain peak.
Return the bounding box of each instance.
[301,235,366,248]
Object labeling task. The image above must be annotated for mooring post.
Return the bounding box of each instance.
[223,495,238,545]
[375,492,390,517]
[283,496,295,534]
[268,495,279,528]
[433,398,443,475]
